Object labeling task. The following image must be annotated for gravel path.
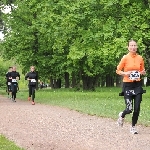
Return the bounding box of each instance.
[0,95,150,150]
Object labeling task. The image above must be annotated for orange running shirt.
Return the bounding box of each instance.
[116,52,145,82]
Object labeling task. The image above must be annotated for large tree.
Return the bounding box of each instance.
[1,0,150,90]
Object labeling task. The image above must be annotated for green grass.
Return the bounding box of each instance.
[0,135,24,150]
[1,87,150,126]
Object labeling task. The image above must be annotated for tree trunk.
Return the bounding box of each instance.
[56,79,61,88]
[64,72,69,88]
[50,76,54,89]
[146,77,150,86]
[71,72,81,90]
[53,79,57,88]
[52,79,61,88]
[93,75,100,87]
[71,72,76,88]
[106,74,114,87]
[116,75,123,87]
[100,76,105,87]
[82,75,95,91]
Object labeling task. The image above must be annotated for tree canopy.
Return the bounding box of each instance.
[1,0,150,90]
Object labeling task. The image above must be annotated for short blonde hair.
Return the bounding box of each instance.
[30,66,35,69]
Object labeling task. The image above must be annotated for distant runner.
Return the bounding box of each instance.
[8,66,20,102]
[25,66,38,105]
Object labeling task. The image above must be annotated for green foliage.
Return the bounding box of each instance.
[0,58,10,88]
[1,0,150,88]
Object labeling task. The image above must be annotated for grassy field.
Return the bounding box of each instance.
[0,135,24,150]
[1,87,150,126]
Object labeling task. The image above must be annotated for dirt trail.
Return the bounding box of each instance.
[0,95,150,150]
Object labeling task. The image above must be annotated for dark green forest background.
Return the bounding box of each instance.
[0,0,150,90]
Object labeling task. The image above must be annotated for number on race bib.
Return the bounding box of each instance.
[8,82,11,85]
[31,79,36,82]
[129,71,140,80]
[12,79,17,82]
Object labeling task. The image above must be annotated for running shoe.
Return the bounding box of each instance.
[117,112,124,127]
[32,101,35,105]
[28,97,31,101]
[130,126,138,134]
[13,98,16,102]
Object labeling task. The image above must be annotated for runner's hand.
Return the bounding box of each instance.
[141,70,146,75]
[122,71,132,76]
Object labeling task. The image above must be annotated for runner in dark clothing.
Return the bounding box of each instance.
[8,66,20,102]
[5,67,12,98]
[25,66,38,105]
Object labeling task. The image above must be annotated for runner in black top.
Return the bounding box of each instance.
[8,66,20,102]
[5,67,12,98]
[25,66,38,105]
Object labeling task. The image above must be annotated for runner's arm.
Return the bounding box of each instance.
[140,57,146,75]
[25,73,29,80]
[17,72,20,80]
[116,56,126,75]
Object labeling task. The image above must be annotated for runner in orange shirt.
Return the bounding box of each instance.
[116,40,146,134]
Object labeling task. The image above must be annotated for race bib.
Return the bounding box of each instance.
[12,79,17,82]
[31,79,36,82]
[8,82,11,85]
[129,71,140,80]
